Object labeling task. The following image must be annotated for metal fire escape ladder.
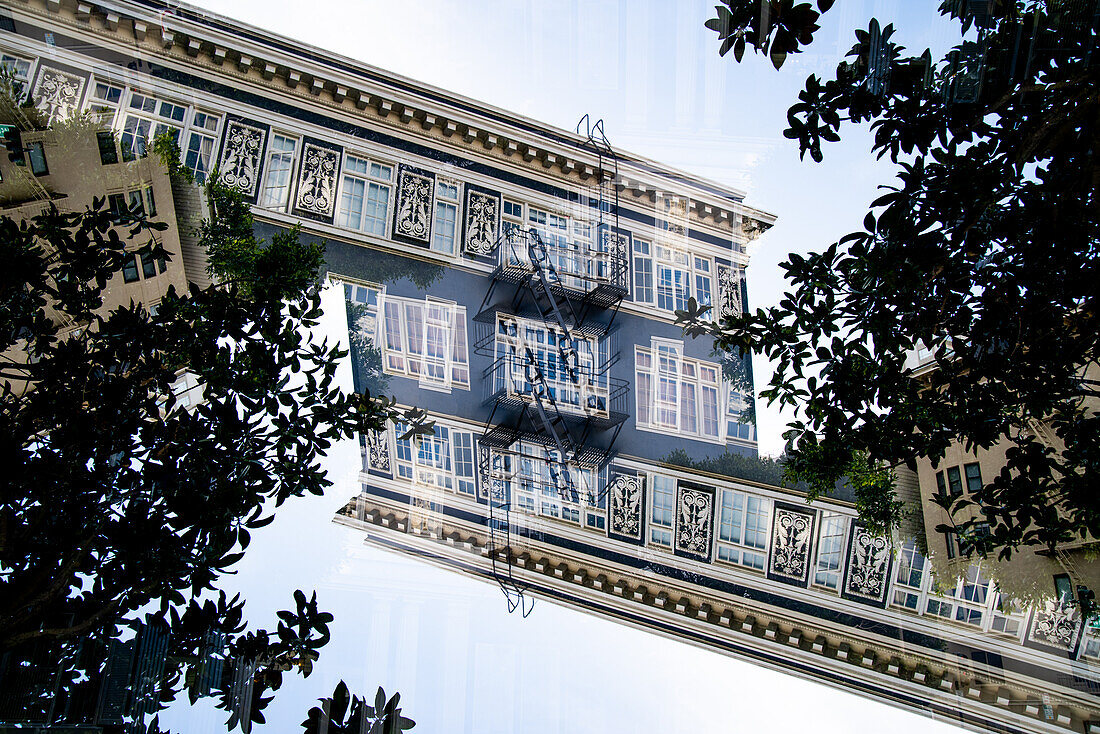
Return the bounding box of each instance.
[526,229,582,383]
[478,403,534,617]
[520,345,580,504]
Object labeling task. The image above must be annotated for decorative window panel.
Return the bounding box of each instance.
[1024,598,1083,655]
[363,429,392,479]
[716,263,744,319]
[840,521,893,607]
[674,480,715,563]
[293,137,343,222]
[392,164,435,246]
[766,502,816,587]
[462,184,500,258]
[32,66,86,123]
[606,470,645,545]
[217,115,269,202]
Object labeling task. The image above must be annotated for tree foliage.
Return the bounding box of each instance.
[0,146,423,728]
[695,0,1100,555]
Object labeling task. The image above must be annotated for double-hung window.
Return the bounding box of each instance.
[892,541,927,610]
[259,134,298,210]
[183,111,220,183]
[337,155,392,235]
[716,489,770,570]
[89,80,123,123]
[432,180,459,255]
[813,513,848,589]
[381,295,469,389]
[635,341,722,440]
[0,54,32,85]
[656,246,691,311]
[649,474,675,547]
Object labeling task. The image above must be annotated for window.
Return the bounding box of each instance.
[925,565,992,628]
[964,462,982,494]
[716,489,770,570]
[122,255,139,283]
[26,142,47,175]
[393,423,479,497]
[892,541,927,609]
[140,251,157,279]
[144,186,157,217]
[107,193,128,223]
[92,81,122,105]
[493,316,607,416]
[381,295,469,389]
[431,180,459,254]
[946,466,964,497]
[120,92,185,161]
[0,54,31,83]
[128,190,145,219]
[183,111,220,183]
[649,474,675,547]
[632,239,654,304]
[258,134,298,210]
[945,529,959,559]
[503,199,523,220]
[452,432,477,497]
[635,341,722,440]
[636,244,714,316]
[814,513,848,588]
[89,80,123,122]
[97,131,118,165]
[336,154,392,235]
[935,470,947,498]
[512,443,605,528]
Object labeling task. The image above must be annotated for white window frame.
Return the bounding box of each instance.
[494,315,608,417]
[380,294,469,391]
[511,442,606,529]
[640,243,714,318]
[648,473,676,548]
[715,488,770,570]
[336,153,393,236]
[431,178,460,255]
[257,132,299,211]
[392,422,478,497]
[812,512,848,589]
[635,339,723,441]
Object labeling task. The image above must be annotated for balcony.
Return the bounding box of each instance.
[490,227,628,311]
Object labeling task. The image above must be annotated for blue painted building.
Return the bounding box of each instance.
[5,2,1100,732]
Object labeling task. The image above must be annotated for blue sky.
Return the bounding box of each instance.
[161,2,968,732]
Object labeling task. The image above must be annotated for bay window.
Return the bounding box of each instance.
[636,341,722,440]
[381,295,469,390]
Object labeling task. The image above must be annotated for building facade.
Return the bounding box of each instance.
[4,2,1098,733]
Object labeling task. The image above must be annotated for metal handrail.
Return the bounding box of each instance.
[494,227,627,292]
[481,352,627,418]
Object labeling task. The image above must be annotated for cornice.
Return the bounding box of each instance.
[337,495,1100,734]
[6,0,776,241]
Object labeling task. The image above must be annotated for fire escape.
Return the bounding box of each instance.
[474,117,628,614]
